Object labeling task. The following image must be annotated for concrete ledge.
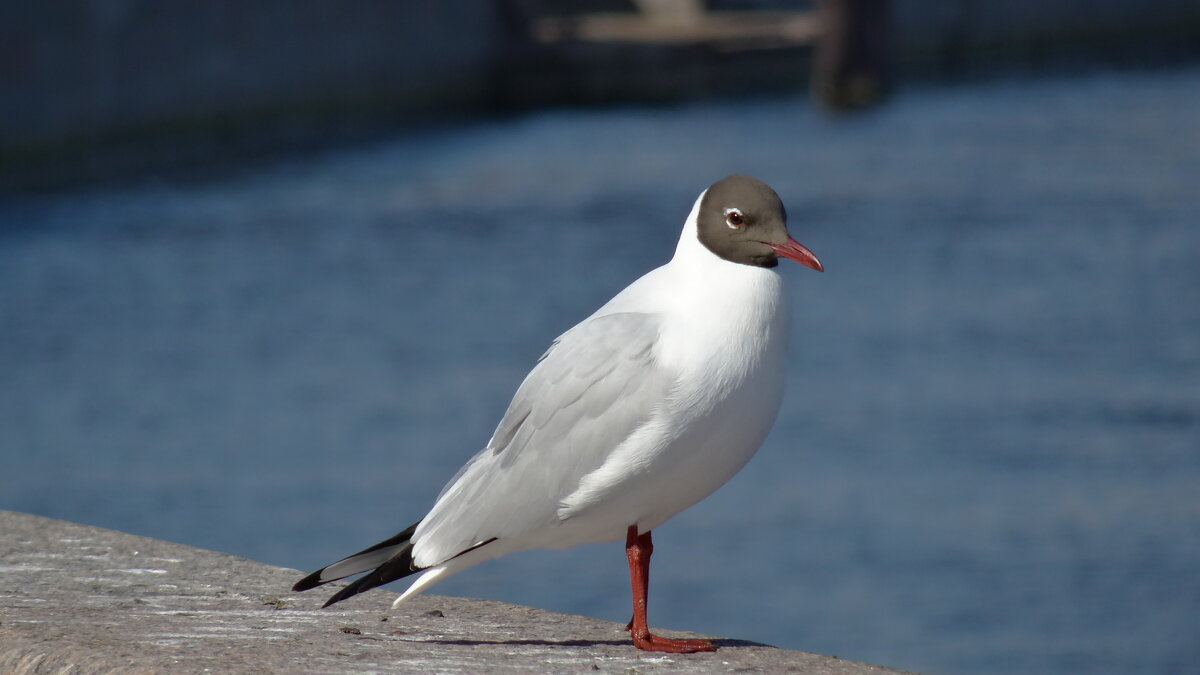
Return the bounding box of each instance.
[0,511,913,674]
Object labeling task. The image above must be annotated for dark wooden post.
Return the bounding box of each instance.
[812,0,893,110]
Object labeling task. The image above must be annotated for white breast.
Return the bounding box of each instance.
[551,203,792,541]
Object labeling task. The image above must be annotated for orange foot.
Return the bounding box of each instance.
[631,630,717,653]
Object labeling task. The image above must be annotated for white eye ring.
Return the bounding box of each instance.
[724,207,745,229]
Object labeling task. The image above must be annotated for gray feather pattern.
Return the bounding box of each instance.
[414,311,672,565]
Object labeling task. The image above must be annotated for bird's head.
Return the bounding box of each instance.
[696,174,824,272]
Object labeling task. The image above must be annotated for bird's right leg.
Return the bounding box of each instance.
[624,525,716,653]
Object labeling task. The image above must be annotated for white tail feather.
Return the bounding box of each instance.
[390,539,513,608]
[391,566,453,607]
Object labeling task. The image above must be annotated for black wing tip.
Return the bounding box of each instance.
[321,588,352,608]
[289,566,355,607]
[294,563,402,609]
[319,556,419,608]
[292,570,325,593]
[291,519,423,596]
[321,579,373,608]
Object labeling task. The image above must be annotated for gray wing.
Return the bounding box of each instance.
[411,311,672,567]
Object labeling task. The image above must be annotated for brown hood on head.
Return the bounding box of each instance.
[696,175,823,272]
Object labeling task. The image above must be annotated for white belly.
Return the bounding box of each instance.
[544,289,791,547]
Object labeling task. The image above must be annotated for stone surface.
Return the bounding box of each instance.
[0,511,914,674]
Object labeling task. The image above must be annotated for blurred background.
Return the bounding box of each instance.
[2,2,1199,674]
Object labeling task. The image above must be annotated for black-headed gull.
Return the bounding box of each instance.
[294,175,823,653]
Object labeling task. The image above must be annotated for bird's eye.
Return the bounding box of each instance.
[724,208,745,229]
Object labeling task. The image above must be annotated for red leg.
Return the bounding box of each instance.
[624,525,716,653]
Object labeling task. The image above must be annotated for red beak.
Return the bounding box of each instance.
[767,237,824,272]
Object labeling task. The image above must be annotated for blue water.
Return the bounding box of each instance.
[3,66,1199,675]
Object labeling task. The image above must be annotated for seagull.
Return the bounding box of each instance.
[293,174,823,653]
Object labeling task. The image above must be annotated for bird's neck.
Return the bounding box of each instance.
[671,198,783,293]
[666,207,788,332]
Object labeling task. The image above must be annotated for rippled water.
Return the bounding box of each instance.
[3,66,1198,675]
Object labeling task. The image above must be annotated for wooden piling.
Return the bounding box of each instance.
[812,0,893,110]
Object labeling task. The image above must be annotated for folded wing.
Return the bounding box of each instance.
[411,311,673,567]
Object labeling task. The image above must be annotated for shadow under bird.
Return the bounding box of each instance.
[294,174,823,653]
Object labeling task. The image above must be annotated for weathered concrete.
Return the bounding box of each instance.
[0,511,915,674]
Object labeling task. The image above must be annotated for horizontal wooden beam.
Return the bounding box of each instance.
[532,11,822,49]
